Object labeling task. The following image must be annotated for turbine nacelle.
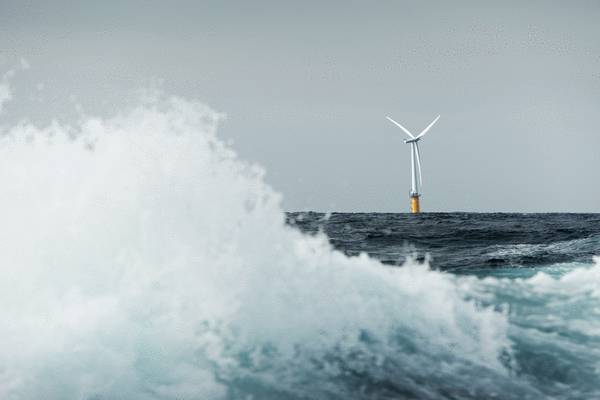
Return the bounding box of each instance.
[403,138,420,144]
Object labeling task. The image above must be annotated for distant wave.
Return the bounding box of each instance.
[481,236,600,268]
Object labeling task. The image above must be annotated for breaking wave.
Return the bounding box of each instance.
[0,91,598,399]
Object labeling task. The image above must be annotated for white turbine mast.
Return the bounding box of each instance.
[386,115,440,213]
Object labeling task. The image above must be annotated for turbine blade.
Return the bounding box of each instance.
[415,142,423,187]
[386,116,415,139]
[415,115,440,139]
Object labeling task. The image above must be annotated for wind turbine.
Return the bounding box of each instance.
[386,115,440,213]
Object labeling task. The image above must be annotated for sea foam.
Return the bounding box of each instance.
[0,93,517,399]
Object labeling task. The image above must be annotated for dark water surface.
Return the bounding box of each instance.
[287,212,600,275]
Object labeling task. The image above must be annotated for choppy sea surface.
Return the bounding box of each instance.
[287,212,600,276]
[284,212,600,399]
[0,86,598,399]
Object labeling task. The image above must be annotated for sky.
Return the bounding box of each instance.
[1,0,599,212]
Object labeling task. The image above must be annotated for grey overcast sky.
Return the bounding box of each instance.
[1,1,599,212]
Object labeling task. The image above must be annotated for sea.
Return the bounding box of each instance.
[1,91,599,400]
[287,212,600,276]
[285,212,600,399]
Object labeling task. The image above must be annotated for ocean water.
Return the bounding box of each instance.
[287,212,600,275]
[0,91,599,399]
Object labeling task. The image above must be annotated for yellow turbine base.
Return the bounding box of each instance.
[410,196,420,214]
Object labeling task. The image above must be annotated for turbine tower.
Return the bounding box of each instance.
[386,115,440,213]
